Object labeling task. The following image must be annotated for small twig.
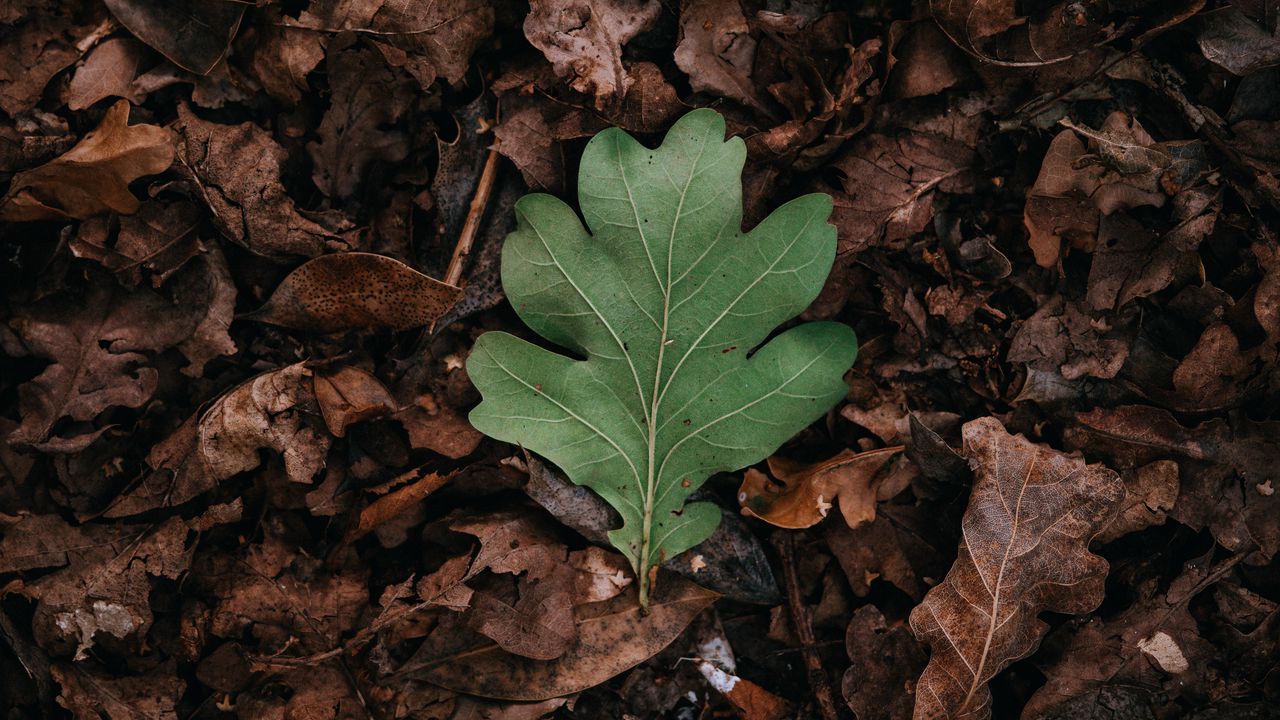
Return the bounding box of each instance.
[774,532,842,720]
[444,148,501,288]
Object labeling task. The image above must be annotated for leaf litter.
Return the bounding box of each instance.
[1,1,1278,718]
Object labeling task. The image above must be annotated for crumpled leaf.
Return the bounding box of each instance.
[674,0,765,110]
[524,0,660,107]
[172,104,347,259]
[467,109,858,606]
[738,446,904,529]
[70,199,203,286]
[908,417,1125,720]
[314,365,397,437]
[102,0,244,74]
[401,570,718,700]
[0,2,102,116]
[843,605,927,720]
[1,100,173,222]
[1007,296,1135,382]
[52,660,184,720]
[248,252,462,334]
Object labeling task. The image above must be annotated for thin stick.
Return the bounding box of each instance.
[444,148,500,288]
[775,531,842,720]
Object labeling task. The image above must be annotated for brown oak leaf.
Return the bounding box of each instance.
[908,417,1124,720]
[524,0,660,108]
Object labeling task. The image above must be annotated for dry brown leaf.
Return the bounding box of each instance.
[401,570,717,700]
[172,104,346,259]
[314,366,397,437]
[307,44,413,200]
[52,659,184,720]
[243,8,325,105]
[1094,460,1179,545]
[697,659,792,720]
[71,199,202,287]
[737,446,904,529]
[0,3,102,116]
[396,399,484,459]
[908,417,1124,720]
[674,0,764,110]
[247,252,462,334]
[102,0,244,75]
[296,0,492,87]
[65,37,147,110]
[524,0,660,107]
[1,100,173,221]
[199,363,329,486]
[843,605,927,720]
[343,469,450,545]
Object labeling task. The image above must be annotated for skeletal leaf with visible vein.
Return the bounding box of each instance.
[467,110,857,606]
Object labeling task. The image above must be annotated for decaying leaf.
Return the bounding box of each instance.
[524,0,660,107]
[738,446,904,529]
[248,253,462,334]
[65,37,148,110]
[674,0,764,111]
[843,605,926,720]
[908,417,1125,720]
[468,109,857,606]
[1,100,173,222]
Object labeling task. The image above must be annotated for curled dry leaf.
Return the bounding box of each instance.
[738,446,904,529]
[1,100,173,222]
[674,0,764,111]
[102,0,245,74]
[342,469,450,545]
[400,570,718,701]
[247,253,462,334]
[523,0,660,107]
[908,417,1124,720]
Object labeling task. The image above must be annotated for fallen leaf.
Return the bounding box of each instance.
[467,109,857,607]
[1197,7,1280,76]
[697,659,791,720]
[243,8,325,105]
[53,659,184,720]
[1007,296,1135,381]
[1024,553,1238,717]
[1,100,173,222]
[826,131,975,253]
[102,0,244,74]
[0,3,102,116]
[172,104,346,259]
[343,469,450,545]
[65,37,147,110]
[296,0,493,87]
[908,417,1125,720]
[307,44,413,200]
[70,199,204,287]
[398,570,718,700]
[314,366,397,437]
[524,0,660,107]
[738,446,904,529]
[235,664,366,719]
[1094,460,1179,545]
[247,253,462,334]
[674,0,765,110]
[843,605,927,720]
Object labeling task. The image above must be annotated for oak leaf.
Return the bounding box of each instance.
[524,0,660,107]
[908,417,1124,720]
[467,109,857,606]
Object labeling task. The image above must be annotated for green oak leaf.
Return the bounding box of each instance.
[467,109,857,607]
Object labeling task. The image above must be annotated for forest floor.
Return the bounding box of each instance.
[1,1,1279,719]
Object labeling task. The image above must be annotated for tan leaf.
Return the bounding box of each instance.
[342,468,451,546]
[1,100,173,221]
[737,446,904,529]
[247,253,462,334]
[524,0,660,106]
[402,570,717,700]
[908,417,1124,720]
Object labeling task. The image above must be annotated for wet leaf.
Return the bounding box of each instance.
[468,109,857,606]
[908,417,1125,720]
[1,100,173,222]
[248,253,462,334]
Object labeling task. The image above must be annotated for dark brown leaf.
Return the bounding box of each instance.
[102,0,244,74]
[524,0,659,107]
